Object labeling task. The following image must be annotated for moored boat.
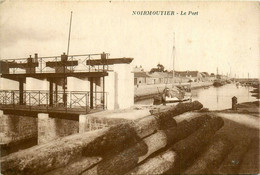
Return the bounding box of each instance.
[213,79,224,87]
[153,32,192,105]
[153,85,192,105]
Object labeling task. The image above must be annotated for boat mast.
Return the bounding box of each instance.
[63,11,73,104]
[172,32,175,87]
[67,11,73,56]
[216,67,219,79]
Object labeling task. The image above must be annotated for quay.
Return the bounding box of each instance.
[134,82,213,102]
[0,101,259,175]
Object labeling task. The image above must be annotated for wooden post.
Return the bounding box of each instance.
[19,79,24,105]
[55,82,58,104]
[90,77,94,109]
[103,76,105,109]
[49,79,53,107]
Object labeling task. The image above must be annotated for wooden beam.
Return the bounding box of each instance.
[87,58,133,65]
[7,62,39,69]
[46,60,78,67]
[0,61,9,74]
[1,109,80,121]
[1,72,108,80]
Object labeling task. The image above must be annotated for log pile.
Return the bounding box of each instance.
[126,116,224,175]
[82,101,203,157]
[0,101,203,175]
[3,101,244,175]
[184,136,233,174]
[155,100,203,129]
[82,115,209,175]
[0,128,109,175]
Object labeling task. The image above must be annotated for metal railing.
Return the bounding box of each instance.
[0,53,113,74]
[0,90,107,114]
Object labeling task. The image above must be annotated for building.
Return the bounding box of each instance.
[133,65,144,72]
[134,72,150,86]
[200,72,210,82]
[175,71,202,82]
[209,73,216,81]
[134,70,212,86]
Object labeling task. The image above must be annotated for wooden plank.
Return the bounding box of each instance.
[7,62,38,69]
[1,72,108,80]
[46,60,78,67]
[86,58,133,65]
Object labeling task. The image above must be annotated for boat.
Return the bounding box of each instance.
[153,33,192,105]
[226,80,232,84]
[153,85,192,105]
[236,82,240,88]
[213,67,225,87]
[213,79,224,87]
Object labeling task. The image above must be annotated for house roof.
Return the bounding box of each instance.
[134,72,150,78]
[148,72,172,78]
[201,72,210,77]
[175,71,198,77]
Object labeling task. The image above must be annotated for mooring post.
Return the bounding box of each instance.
[232,96,237,110]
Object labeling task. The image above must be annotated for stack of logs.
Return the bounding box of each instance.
[0,101,251,175]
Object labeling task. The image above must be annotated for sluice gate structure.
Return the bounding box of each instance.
[0,52,134,146]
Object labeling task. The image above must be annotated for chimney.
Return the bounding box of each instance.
[101,52,106,61]
[34,53,38,62]
[61,52,68,62]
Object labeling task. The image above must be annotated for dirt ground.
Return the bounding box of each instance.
[175,111,259,174]
[224,101,260,113]
[214,112,259,174]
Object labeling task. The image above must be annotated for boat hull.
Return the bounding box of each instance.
[213,81,224,87]
[153,95,192,105]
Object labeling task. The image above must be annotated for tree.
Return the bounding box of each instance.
[157,64,165,72]
[150,63,165,73]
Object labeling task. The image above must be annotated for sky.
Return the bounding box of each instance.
[0,1,259,78]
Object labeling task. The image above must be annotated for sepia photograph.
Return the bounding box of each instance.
[0,0,259,174]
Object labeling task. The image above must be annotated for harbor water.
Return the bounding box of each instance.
[135,84,256,110]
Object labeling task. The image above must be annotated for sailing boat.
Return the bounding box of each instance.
[153,33,192,105]
[213,67,225,87]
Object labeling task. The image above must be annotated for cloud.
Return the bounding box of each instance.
[0,23,61,47]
